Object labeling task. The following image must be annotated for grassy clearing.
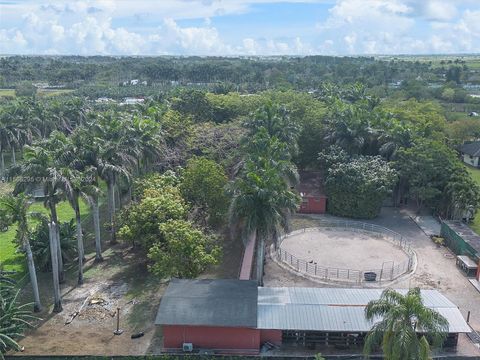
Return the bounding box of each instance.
[0,88,74,98]
[467,166,480,234]
[0,199,89,276]
[0,89,15,97]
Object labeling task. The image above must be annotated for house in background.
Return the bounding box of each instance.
[297,171,327,214]
[459,141,480,168]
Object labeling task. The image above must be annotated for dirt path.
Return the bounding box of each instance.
[16,246,166,356]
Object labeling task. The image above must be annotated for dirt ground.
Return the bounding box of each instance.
[264,209,480,357]
[12,227,243,356]
[280,229,408,271]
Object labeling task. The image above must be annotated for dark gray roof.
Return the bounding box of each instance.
[459,141,480,157]
[155,279,258,328]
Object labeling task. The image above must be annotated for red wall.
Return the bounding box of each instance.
[260,329,282,345]
[163,325,260,353]
[299,196,327,214]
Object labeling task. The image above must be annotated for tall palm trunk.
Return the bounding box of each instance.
[0,149,4,175]
[92,195,103,262]
[11,147,16,165]
[256,230,265,286]
[48,222,62,313]
[24,238,42,312]
[74,200,84,285]
[107,178,117,244]
[54,221,65,283]
[49,200,64,283]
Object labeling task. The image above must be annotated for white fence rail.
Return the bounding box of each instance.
[275,220,414,283]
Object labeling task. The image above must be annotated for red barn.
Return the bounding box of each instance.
[297,171,327,214]
[156,280,469,354]
[155,279,262,354]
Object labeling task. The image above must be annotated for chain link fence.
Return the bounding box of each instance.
[275,220,415,284]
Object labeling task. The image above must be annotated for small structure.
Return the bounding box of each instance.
[459,141,480,168]
[297,171,327,214]
[456,255,478,277]
[155,279,261,354]
[120,97,145,106]
[441,221,480,282]
[155,279,470,354]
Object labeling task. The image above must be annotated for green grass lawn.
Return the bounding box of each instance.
[0,88,15,97]
[0,199,89,276]
[0,88,74,98]
[467,166,480,234]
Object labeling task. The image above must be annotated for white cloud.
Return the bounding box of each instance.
[0,0,479,55]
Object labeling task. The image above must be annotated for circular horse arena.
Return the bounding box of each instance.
[274,221,414,284]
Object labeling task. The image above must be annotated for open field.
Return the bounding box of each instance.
[0,199,89,276]
[0,88,74,98]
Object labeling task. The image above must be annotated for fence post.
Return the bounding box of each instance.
[315,263,317,275]
[297,259,299,269]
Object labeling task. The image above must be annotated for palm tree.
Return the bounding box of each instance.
[11,136,67,311]
[0,194,42,312]
[229,130,299,285]
[87,114,137,244]
[245,102,300,156]
[364,288,449,360]
[0,113,17,175]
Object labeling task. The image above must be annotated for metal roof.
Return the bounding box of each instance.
[257,287,470,333]
[155,279,257,328]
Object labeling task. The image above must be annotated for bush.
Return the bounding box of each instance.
[29,217,77,271]
[325,156,397,219]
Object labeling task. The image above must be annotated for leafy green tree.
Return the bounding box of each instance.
[118,176,188,251]
[364,288,448,360]
[444,167,480,221]
[147,219,220,278]
[14,81,36,97]
[395,140,455,212]
[180,157,228,227]
[323,153,397,219]
[0,195,42,312]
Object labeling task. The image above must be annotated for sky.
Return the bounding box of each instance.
[0,0,479,56]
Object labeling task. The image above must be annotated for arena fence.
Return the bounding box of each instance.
[274,220,415,284]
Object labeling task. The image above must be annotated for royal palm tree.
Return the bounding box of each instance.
[0,194,42,312]
[364,288,449,360]
[11,136,67,312]
[88,114,144,244]
[245,102,300,156]
[229,130,299,285]
[0,113,17,175]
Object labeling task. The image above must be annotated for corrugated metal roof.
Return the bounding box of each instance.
[257,287,470,333]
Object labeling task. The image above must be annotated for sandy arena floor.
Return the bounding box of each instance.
[280,229,409,271]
